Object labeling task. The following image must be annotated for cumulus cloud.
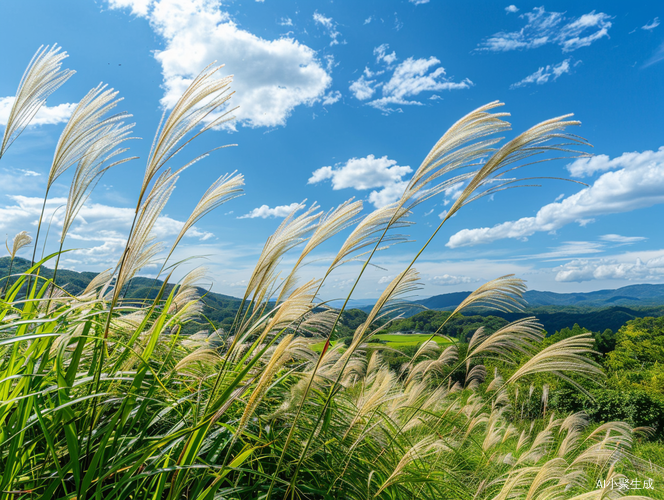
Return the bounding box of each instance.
[364,16,372,25]
[350,50,472,112]
[107,0,331,129]
[510,58,574,88]
[313,11,343,46]
[278,17,293,26]
[567,146,664,177]
[410,0,430,4]
[0,97,76,126]
[238,202,304,219]
[430,274,475,286]
[478,7,612,53]
[447,146,664,248]
[642,17,660,31]
[309,155,412,208]
[505,5,519,13]
[555,256,664,282]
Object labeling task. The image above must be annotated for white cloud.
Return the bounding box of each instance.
[278,17,293,26]
[410,0,430,4]
[0,194,213,267]
[351,56,472,112]
[510,58,573,88]
[567,146,664,177]
[447,146,664,248]
[238,202,304,219]
[378,275,393,284]
[364,16,372,25]
[505,5,519,14]
[600,234,647,244]
[0,97,76,127]
[309,155,412,208]
[321,90,341,106]
[309,155,411,190]
[555,256,664,282]
[478,7,612,53]
[108,0,152,16]
[643,41,664,68]
[313,11,343,46]
[430,274,475,285]
[108,0,331,129]
[642,17,660,31]
[349,73,378,100]
[374,44,397,66]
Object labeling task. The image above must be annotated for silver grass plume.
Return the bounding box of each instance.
[241,203,321,306]
[397,101,512,210]
[441,113,590,223]
[162,171,244,266]
[139,64,235,208]
[48,84,129,190]
[113,170,178,300]
[0,44,74,159]
[60,120,137,242]
[505,333,604,392]
[277,198,363,304]
[6,231,32,259]
[328,201,412,271]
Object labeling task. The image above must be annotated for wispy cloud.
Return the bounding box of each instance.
[505,5,519,14]
[510,58,575,88]
[642,17,660,31]
[478,7,612,53]
[313,11,343,46]
[643,41,664,68]
[349,47,472,112]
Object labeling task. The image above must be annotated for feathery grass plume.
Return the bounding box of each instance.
[397,101,511,208]
[505,333,605,393]
[31,83,129,263]
[277,198,363,303]
[454,274,527,316]
[162,172,244,266]
[233,203,321,329]
[5,231,32,259]
[2,231,32,295]
[345,269,421,354]
[138,63,235,208]
[113,170,178,300]
[440,113,590,224]
[0,44,74,159]
[60,121,137,243]
[328,201,412,271]
[467,317,544,365]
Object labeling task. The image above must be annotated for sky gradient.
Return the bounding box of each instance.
[0,0,663,299]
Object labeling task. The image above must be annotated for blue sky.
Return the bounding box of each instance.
[0,0,663,299]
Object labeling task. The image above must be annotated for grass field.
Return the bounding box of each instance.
[312,333,453,351]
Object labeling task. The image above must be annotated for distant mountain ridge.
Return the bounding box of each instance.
[417,284,664,310]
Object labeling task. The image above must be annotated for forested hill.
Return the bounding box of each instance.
[418,283,664,309]
[0,257,242,328]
